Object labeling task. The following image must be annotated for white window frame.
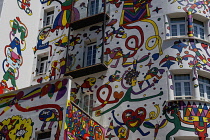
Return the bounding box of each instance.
[36,53,49,75]
[173,74,192,99]
[84,42,97,67]
[44,8,54,27]
[80,92,94,116]
[193,19,205,39]
[198,76,210,100]
[170,17,187,36]
[88,0,99,16]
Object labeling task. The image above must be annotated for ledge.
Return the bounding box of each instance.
[167,99,210,104]
[65,63,108,78]
[164,36,210,44]
[70,13,110,30]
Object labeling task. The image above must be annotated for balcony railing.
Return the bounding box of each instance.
[70,0,110,30]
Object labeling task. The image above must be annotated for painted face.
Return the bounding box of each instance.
[122,107,146,132]
[184,116,208,138]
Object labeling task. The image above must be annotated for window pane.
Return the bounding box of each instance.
[193,19,204,27]
[174,74,190,80]
[175,82,181,96]
[199,84,204,97]
[171,18,185,23]
[207,86,210,99]
[200,28,204,39]
[179,24,185,35]
[86,44,97,66]
[194,26,198,37]
[184,82,191,95]
[171,25,177,36]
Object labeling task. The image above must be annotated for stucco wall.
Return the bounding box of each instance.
[0,77,71,139]
[1,0,210,140]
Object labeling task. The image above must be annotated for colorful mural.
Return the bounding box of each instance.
[0,78,69,139]
[2,0,210,139]
[65,101,105,140]
[164,101,210,140]
[0,17,28,92]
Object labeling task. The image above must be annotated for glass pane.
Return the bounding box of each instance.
[199,84,204,97]
[83,95,89,113]
[40,62,44,73]
[207,86,210,99]
[184,82,191,95]
[199,76,210,84]
[171,25,177,36]
[89,94,93,115]
[194,26,198,37]
[193,19,204,27]
[171,18,185,23]
[179,24,185,35]
[175,82,181,96]
[174,74,190,80]
[200,28,204,39]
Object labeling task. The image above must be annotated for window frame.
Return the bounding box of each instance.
[79,92,94,116]
[36,52,49,75]
[84,42,97,67]
[88,0,99,16]
[43,8,54,27]
[170,17,187,37]
[173,74,192,100]
[198,76,210,100]
[193,19,205,39]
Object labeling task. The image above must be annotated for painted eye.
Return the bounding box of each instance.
[126,113,131,117]
[138,110,144,115]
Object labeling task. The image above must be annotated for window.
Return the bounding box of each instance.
[37,131,51,140]
[193,19,204,39]
[198,76,210,100]
[170,17,186,36]
[174,74,192,99]
[85,43,97,67]
[88,0,99,16]
[80,93,93,116]
[44,10,54,26]
[36,53,49,75]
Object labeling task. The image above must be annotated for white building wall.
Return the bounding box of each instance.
[1,0,210,140]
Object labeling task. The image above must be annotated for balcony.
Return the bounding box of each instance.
[65,63,107,78]
[70,0,110,30]
[71,13,110,30]
[65,39,108,78]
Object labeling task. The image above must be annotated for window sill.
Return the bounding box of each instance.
[165,36,210,43]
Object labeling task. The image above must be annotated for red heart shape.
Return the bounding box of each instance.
[122,107,146,132]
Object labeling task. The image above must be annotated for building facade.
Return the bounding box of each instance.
[1,0,210,140]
